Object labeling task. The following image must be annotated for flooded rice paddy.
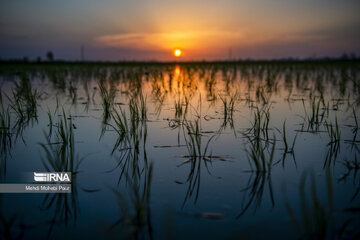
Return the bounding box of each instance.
[0,61,359,239]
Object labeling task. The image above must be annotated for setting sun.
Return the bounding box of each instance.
[174,49,182,57]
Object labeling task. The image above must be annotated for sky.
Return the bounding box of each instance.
[0,0,359,61]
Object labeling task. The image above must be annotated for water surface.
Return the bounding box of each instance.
[0,62,359,239]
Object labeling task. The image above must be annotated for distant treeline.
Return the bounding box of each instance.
[0,56,359,65]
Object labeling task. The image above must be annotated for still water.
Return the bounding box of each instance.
[0,62,359,239]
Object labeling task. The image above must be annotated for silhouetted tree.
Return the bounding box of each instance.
[46,51,54,61]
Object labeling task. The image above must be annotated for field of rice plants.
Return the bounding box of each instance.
[0,61,359,239]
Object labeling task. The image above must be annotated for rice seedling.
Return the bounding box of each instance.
[68,81,77,104]
[286,167,339,239]
[281,121,298,154]
[306,96,326,132]
[339,150,360,202]
[0,61,359,238]
[39,110,82,174]
[218,92,237,131]
[99,80,116,124]
[175,118,217,207]
[245,134,276,172]
[243,105,271,142]
[14,75,38,116]
[237,171,274,218]
[219,93,235,122]
[343,154,360,172]
[129,91,148,122]
[5,76,39,137]
[174,99,183,119]
[255,86,270,105]
[110,163,153,239]
[38,110,83,237]
[0,104,12,182]
[107,101,148,183]
[326,118,341,145]
[110,106,131,153]
[183,119,215,160]
[0,105,12,156]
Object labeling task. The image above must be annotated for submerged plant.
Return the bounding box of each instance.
[237,172,274,218]
[282,121,297,154]
[174,97,189,121]
[99,80,116,124]
[245,135,276,172]
[325,117,341,146]
[324,118,341,167]
[110,163,153,240]
[183,118,214,160]
[299,96,326,133]
[0,105,11,182]
[175,118,217,207]
[7,74,39,122]
[0,106,11,156]
[244,106,271,142]
[284,167,360,239]
[218,92,237,131]
[129,92,148,122]
[107,97,148,184]
[38,110,83,237]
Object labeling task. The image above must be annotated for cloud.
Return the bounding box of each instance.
[94,31,245,51]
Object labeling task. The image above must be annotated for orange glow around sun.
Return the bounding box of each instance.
[174,49,182,57]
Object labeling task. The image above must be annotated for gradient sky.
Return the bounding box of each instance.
[1,0,359,61]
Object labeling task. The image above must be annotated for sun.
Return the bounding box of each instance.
[174,49,182,57]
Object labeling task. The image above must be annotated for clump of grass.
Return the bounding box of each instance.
[176,118,216,207]
[39,109,81,171]
[38,110,83,237]
[301,96,326,132]
[343,108,359,148]
[110,107,131,153]
[6,87,38,124]
[343,154,360,171]
[170,95,190,129]
[245,135,276,172]
[107,99,148,183]
[174,99,183,118]
[323,116,342,168]
[129,92,147,122]
[244,106,271,142]
[13,74,38,117]
[183,119,214,160]
[255,87,270,104]
[286,168,335,239]
[0,104,12,182]
[174,98,187,120]
[340,153,360,201]
[219,92,237,130]
[68,81,77,104]
[325,117,341,146]
[219,93,236,121]
[0,105,12,156]
[237,171,274,217]
[277,120,298,168]
[110,163,153,239]
[99,81,116,123]
[281,120,298,154]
